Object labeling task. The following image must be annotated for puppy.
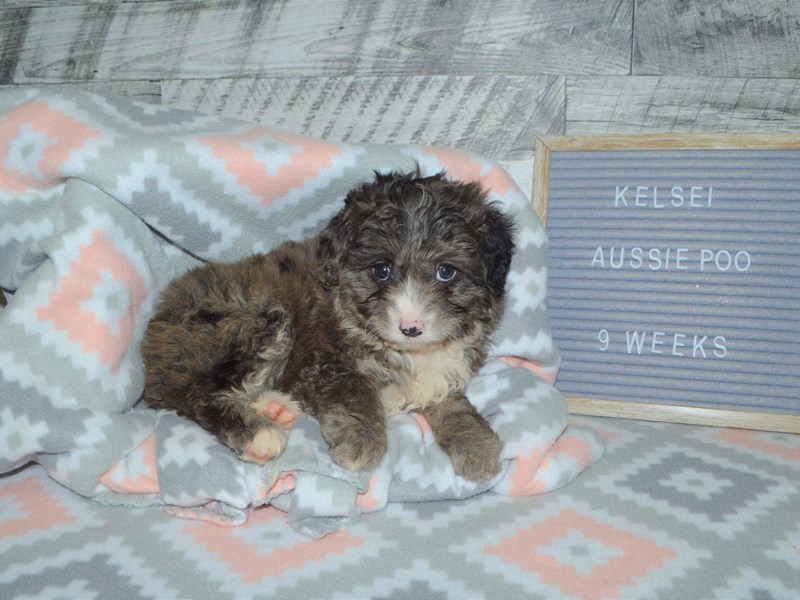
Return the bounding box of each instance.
[141,171,515,482]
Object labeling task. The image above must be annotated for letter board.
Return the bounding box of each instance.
[533,134,800,433]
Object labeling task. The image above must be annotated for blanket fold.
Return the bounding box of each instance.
[0,88,603,537]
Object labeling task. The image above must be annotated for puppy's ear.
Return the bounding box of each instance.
[317,183,373,288]
[317,210,349,289]
[481,206,516,297]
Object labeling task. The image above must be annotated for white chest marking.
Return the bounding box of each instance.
[379,342,471,416]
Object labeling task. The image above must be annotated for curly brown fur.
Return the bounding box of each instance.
[141,170,515,482]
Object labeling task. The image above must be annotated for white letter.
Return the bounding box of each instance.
[649,248,662,270]
[591,246,605,268]
[672,333,687,356]
[651,331,665,354]
[635,186,648,207]
[609,247,624,269]
[630,247,643,269]
[693,335,708,359]
[615,186,629,207]
[700,249,713,271]
[715,250,732,272]
[653,186,664,208]
[626,331,647,355]
[671,186,684,207]
[690,186,703,207]
[675,248,689,270]
[714,336,727,358]
[734,251,751,272]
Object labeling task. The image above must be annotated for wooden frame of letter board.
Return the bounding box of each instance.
[533,134,800,434]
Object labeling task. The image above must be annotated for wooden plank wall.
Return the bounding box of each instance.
[1,0,799,172]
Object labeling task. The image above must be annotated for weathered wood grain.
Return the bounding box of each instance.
[634,0,800,78]
[68,80,162,103]
[0,80,162,103]
[567,76,800,134]
[161,75,564,160]
[6,1,164,5]
[1,0,632,84]
[3,0,163,8]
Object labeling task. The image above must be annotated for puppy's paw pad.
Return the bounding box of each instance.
[241,427,286,464]
[252,392,301,429]
[264,401,298,427]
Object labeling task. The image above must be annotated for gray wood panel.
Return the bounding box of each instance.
[3,0,800,177]
[634,0,800,78]
[162,75,565,160]
[0,80,162,103]
[568,76,800,134]
[1,0,632,84]
[3,0,166,8]
[4,1,165,4]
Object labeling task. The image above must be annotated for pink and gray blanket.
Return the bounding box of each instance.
[0,89,603,537]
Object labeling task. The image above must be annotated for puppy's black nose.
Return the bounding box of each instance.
[399,317,425,338]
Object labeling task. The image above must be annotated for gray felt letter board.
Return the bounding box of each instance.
[533,135,800,433]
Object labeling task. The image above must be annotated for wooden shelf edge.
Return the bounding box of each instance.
[567,397,800,434]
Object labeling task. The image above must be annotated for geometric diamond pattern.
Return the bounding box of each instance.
[113,149,237,257]
[537,528,624,576]
[183,507,365,583]
[36,228,149,374]
[340,559,482,600]
[99,435,160,495]
[475,502,699,600]
[416,146,517,198]
[382,492,509,537]
[710,428,800,465]
[0,475,75,541]
[3,89,590,539]
[0,407,50,465]
[659,465,735,501]
[764,522,800,572]
[627,452,763,520]
[193,128,346,209]
[587,442,798,539]
[150,507,393,598]
[3,547,177,600]
[3,418,799,600]
[2,89,798,599]
[0,99,104,195]
[712,567,799,600]
[4,123,56,187]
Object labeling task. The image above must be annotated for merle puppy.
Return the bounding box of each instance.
[141,170,515,482]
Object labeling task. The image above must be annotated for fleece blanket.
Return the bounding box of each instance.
[0,88,603,537]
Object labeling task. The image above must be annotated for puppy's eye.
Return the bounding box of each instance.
[372,262,392,282]
[436,263,457,283]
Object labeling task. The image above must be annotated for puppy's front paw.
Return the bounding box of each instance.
[320,411,387,472]
[241,426,287,464]
[330,433,387,472]
[441,428,502,483]
[252,391,301,429]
